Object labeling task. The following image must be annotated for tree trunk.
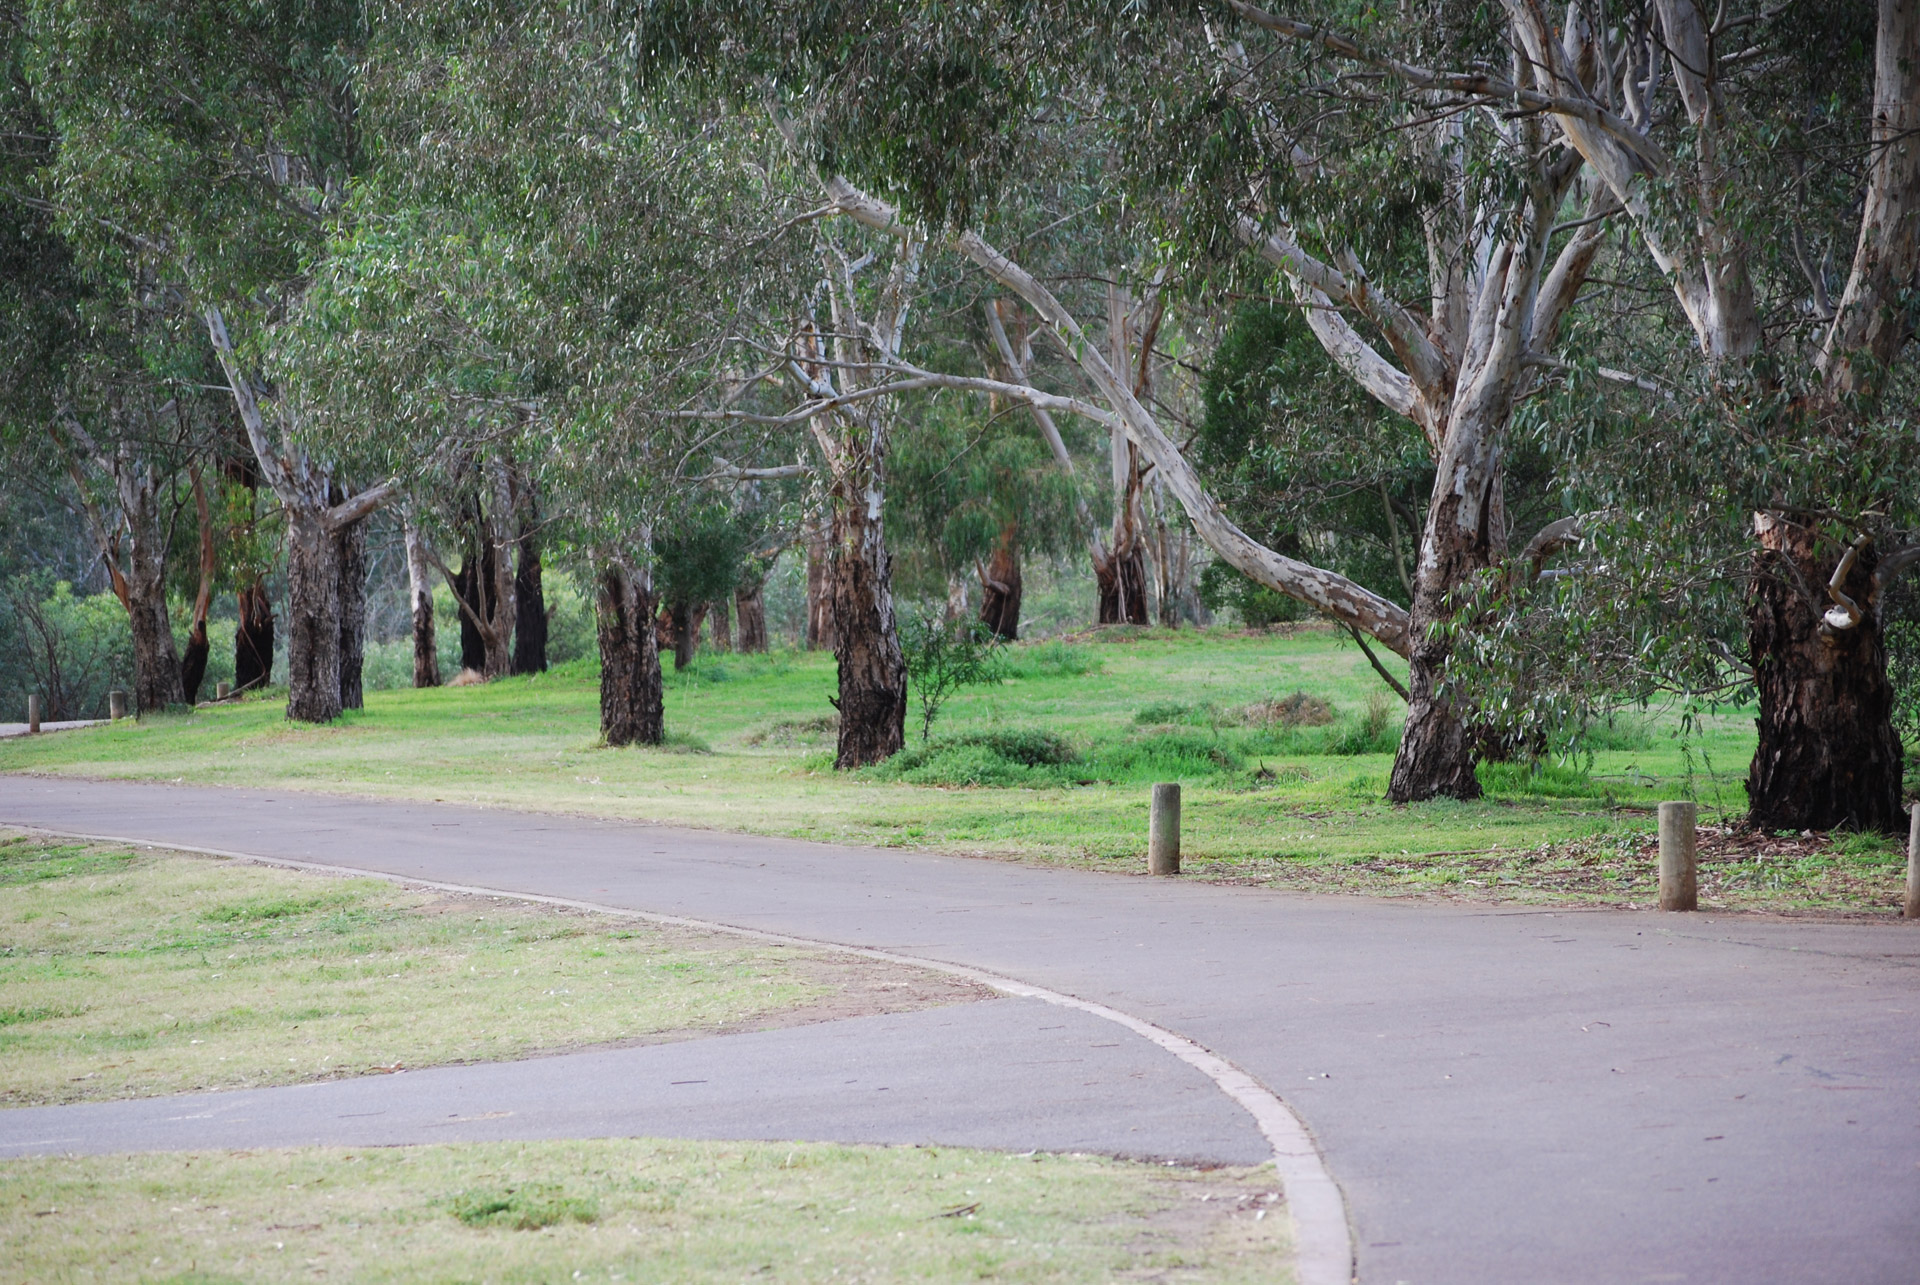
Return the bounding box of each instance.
[734,578,768,653]
[335,513,367,712]
[1386,456,1495,803]
[597,561,663,746]
[181,622,210,705]
[284,511,343,724]
[668,601,706,670]
[978,520,1023,640]
[235,580,275,692]
[120,486,184,715]
[404,515,440,688]
[512,519,547,675]
[830,498,907,768]
[455,549,487,673]
[805,517,836,650]
[1096,540,1150,625]
[709,598,733,653]
[1746,515,1904,833]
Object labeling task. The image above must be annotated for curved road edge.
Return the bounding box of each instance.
[10,822,1354,1285]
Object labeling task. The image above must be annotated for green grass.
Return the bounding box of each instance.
[2,624,1839,909]
[0,833,978,1106]
[0,1139,1289,1283]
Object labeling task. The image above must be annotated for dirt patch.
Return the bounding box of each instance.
[1113,1167,1288,1281]
[1194,821,1909,917]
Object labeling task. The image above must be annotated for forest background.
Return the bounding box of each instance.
[5,0,1920,897]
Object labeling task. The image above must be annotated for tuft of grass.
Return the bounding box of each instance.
[1478,760,1608,799]
[0,1139,1289,1284]
[451,1184,599,1230]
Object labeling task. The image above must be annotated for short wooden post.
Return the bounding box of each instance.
[27,693,40,733]
[216,680,230,701]
[1904,805,1920,920]
[1658,801,1698,912]
[108,689,127,721]
[1149,783,1181,876]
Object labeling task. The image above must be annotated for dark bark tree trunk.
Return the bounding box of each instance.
[978,520,1023,640]
[1746,515,1904,833]
[512,519,547,675]
[235,580,275,692]
[334,513,367,712]
[830,498,907,768]
[805,517,835,650]
[181,624,210,705]
[709,597,732,652]
[1095,540,1150,625]
[734,578,768,653]
[284,511,343,724]
[456,549,488,673]
[597,561,663,746]
[667,601,707,670]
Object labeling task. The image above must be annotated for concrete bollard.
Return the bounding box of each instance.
[27,693,39,734]
[109,689,127,721]
[216,680,230,701]
[1149,783,1181,876]
[1905,805,1920,920]
[1658,801,1698,912]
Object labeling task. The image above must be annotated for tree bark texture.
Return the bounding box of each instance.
[455,550,488,673]
[1096,540,1150,626]
[597,561,664,746]
[805,518,836,650]
[830,497,907,768]
[978,521,1023,640]
[283,511,343,724]
[119,479,185,715]
[512,519,547,675]
[235,580,275,692]
[734,579,768,653]
[709,598,733,652]
[404,515,440,688]
[334,513,367,712]
[670,601,701,671]
[1746,515,1904,833]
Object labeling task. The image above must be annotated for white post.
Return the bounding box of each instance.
[1658,801,1698,912]
[1904,805,1919,920]
[216,680,230,701]
[108,689,127,721]
[1149,783,1181,876]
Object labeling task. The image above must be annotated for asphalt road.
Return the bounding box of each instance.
[4,776,1917,1285]
[0,998,1268,1163]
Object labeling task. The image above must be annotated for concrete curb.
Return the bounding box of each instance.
[11,821,1355,1285]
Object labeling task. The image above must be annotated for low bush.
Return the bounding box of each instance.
[1477,760,1607,798]
[1008,640,1103,678]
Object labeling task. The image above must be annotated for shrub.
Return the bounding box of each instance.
[1478,760,1606,799]
[900,610,1006,742]
[0,577,132,721]
[1326,692,1400,755]
[1242,691,1335,727]
[874,728,1078,787]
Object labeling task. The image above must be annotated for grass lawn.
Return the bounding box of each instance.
[2,625,1905,914]
[0,1140,1287,1284]
[0,833,982,1107]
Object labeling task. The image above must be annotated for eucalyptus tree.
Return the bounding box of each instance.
[1465,0,1920,832]
[279,6,798,743]
[638,0,1615,800]
[21,0,397,723]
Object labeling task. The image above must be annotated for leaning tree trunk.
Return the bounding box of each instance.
[597,561,663,746]
[830,494,907,769]
[1746,514,1904,833]
[979,520,1023,640]
[235,580,275,692]
[404,515,440,688]
[335,513,367,712]
[734,578,768,653]
[1386,452,1496,803]
[512,518,547,675]
[284,510,344,724]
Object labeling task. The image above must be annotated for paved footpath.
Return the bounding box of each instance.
[4,777,1918,1285]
